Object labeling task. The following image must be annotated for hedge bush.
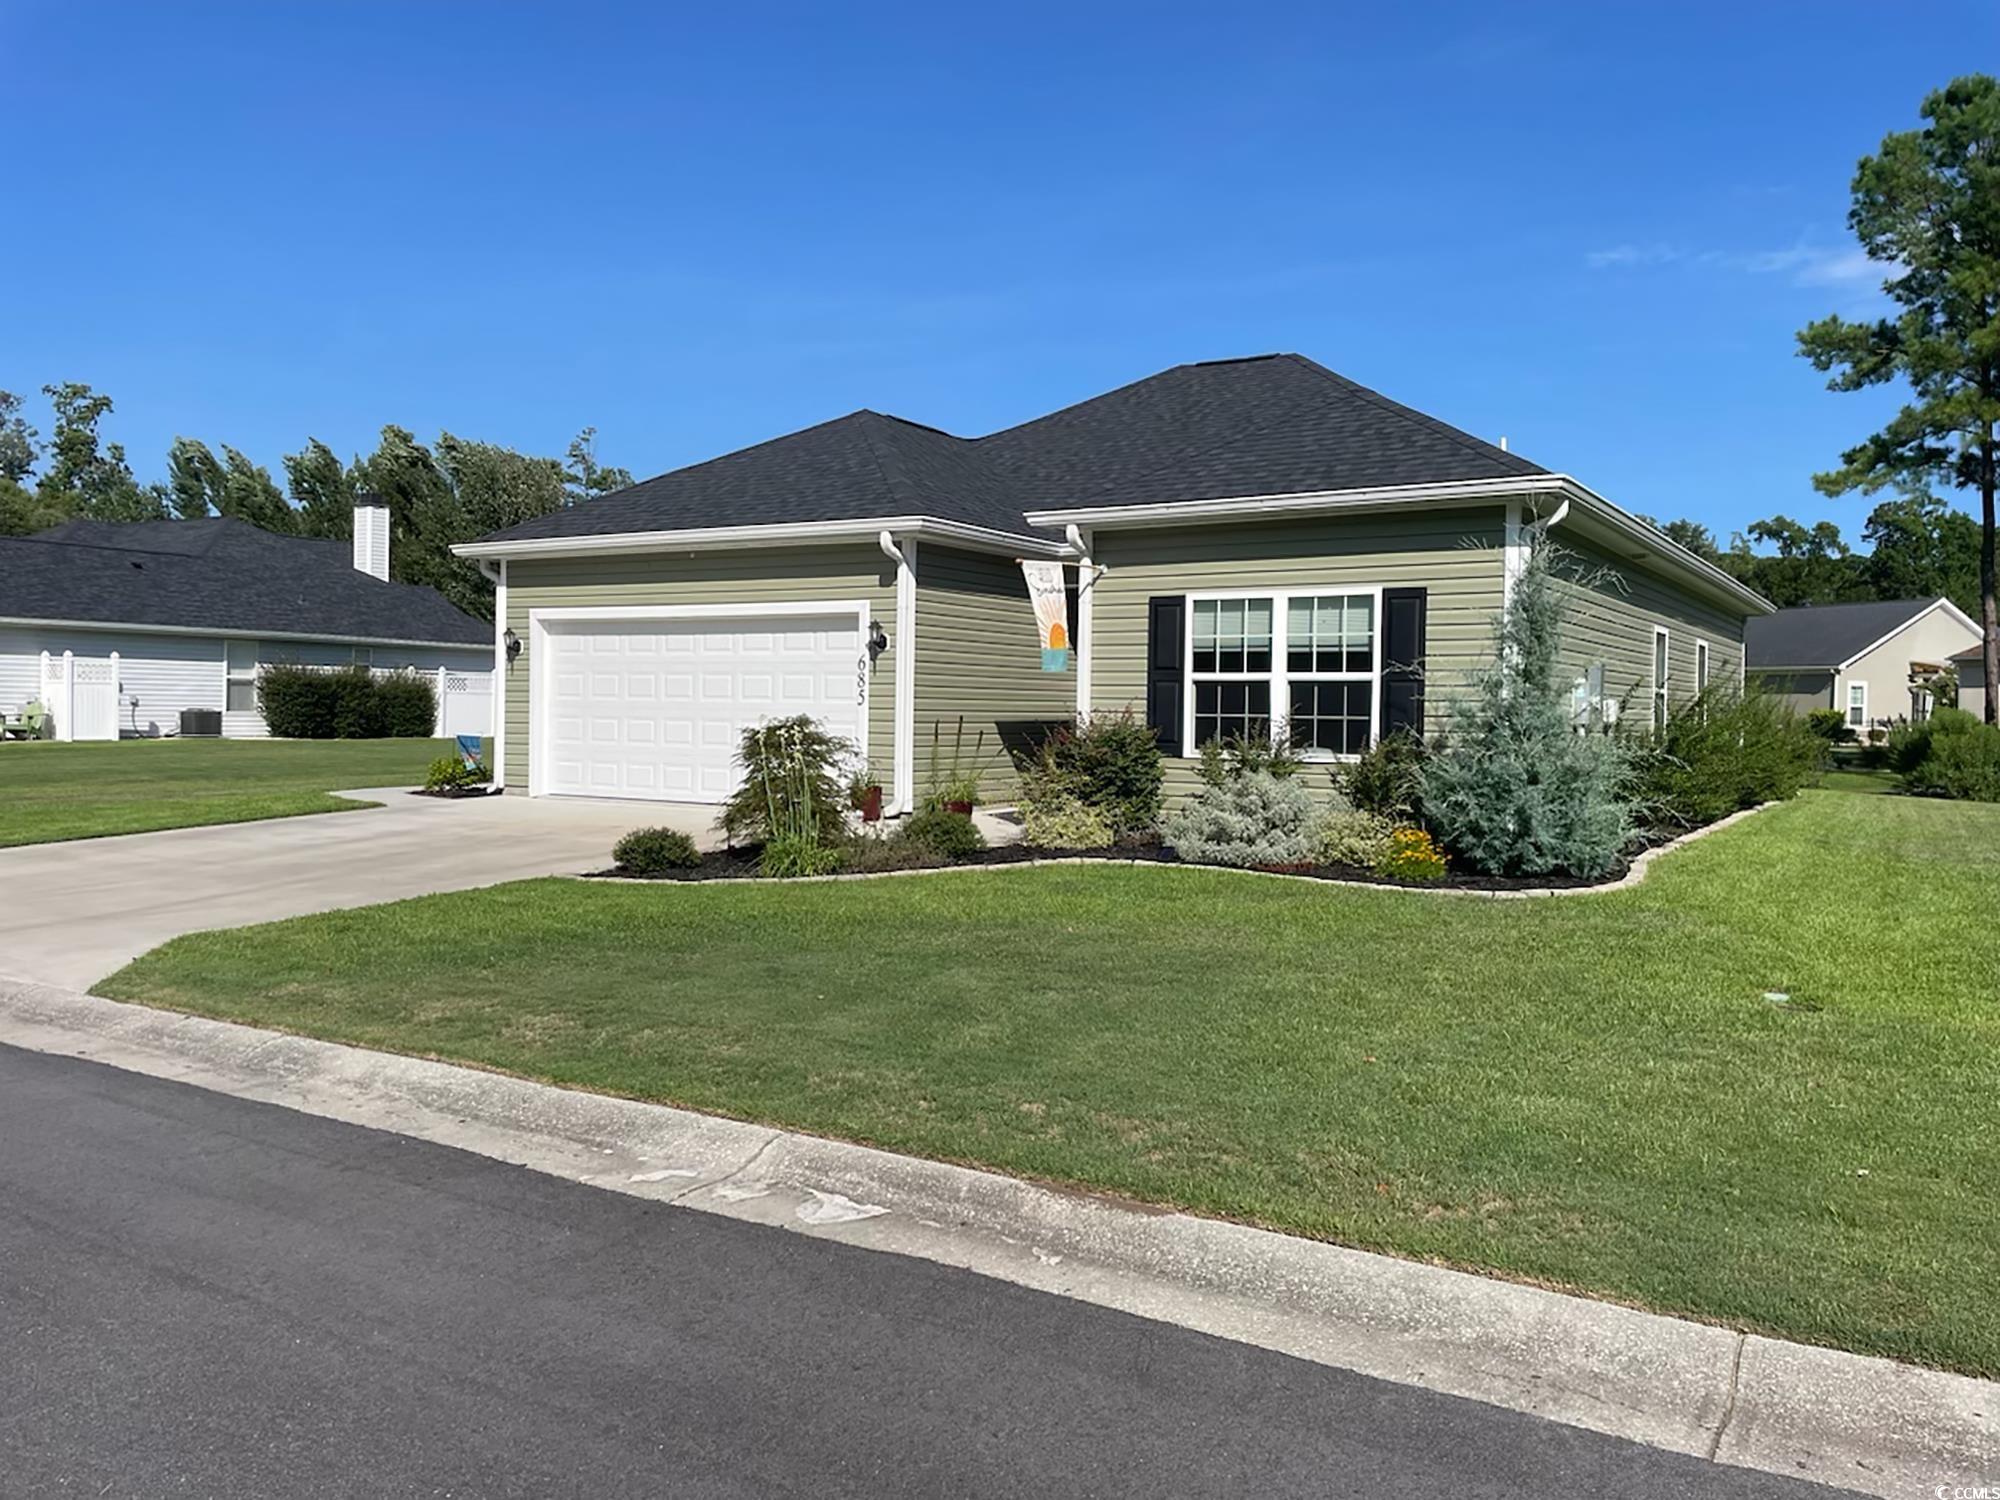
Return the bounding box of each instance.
[899,809,986,859]
[1313,807,1398,869]
[1025,711,1164,836]
[256,663,438,739]
[614,827,701,873]
[1806,707,1854,743]
[1893,707,2000,802]
[423,755,491,792]
[1021,793,1114,851]
[1630,685,1823,831]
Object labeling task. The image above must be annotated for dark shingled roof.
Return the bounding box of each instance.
[480,354,1547,544]
[1744,598,1950,670]
[3,518,490,645]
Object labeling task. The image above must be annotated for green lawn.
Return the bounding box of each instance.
[97,792,2000,1374]
[1,737,475,847]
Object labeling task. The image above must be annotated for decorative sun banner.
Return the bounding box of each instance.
[1020,560,1070,672]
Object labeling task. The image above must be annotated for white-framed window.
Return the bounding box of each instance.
[1651,627,1670,731]
[224,639,257,713]
[1846,681,1867,728]
[1186,587,1380,758]
[1695,638,1710,693]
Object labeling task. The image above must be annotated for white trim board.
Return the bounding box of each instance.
[524,600,873,802]
[455,515,1068,563]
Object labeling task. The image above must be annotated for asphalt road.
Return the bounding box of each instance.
[0,1044,1856,1499]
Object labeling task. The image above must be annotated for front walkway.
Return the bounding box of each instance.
[0,788,716,989]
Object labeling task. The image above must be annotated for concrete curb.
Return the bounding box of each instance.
[2,977,1990,1497]
[581,800,1780,900]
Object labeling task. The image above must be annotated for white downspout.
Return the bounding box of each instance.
[476,558,507,788]
[1065,523,1095,723]
[878,530,916,816]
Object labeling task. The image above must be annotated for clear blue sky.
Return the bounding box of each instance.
[2,1,1990,541]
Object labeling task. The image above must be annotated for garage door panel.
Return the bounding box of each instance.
[542,612,862,803]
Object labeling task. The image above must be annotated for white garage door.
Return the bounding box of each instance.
[542,612,865,802]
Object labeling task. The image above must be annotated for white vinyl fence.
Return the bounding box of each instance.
[435,668,493,740]
[41,650,120,741]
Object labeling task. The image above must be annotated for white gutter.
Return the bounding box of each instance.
[878,530,918,816]
[0,614,490,652]
[1027,475,1771,616]
[453,515,1069,563]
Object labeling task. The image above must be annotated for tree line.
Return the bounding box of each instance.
[1643,496,1983,616]
[0,384,631,621]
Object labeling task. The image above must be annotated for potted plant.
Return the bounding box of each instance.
[926,717,991,816]
[849,763,884,823]
[937,771,981,816]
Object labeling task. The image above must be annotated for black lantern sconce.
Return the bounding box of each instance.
[503,627,522,669]
[867,620,889,662]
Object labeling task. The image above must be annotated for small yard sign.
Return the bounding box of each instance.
[456,733,483,770]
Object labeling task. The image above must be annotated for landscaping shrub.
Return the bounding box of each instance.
[1313,807,1397,869]
[1334,727,1426,819]
[613,827,701,873]
[1894,707,2000,802]
[423,755,491,792]
[1025,711,1164,835]
[1375,826,1447,883]
[1421,534,1636,878]
[1629,684,1823,830]
[374,672,439,738]
[1806,708,1854,744]
[256,663,436,739]
[923,716,994,810]
[1021,793,1114,850]
[1193,731,1304,786]
[843,834,946,873]
[898,808,986,859]
[718,715,852,847]
[1163,770,1316,868]
[760,833,848,878]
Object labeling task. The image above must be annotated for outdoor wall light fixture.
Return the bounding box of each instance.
[503,627,521,666]
[867,620,889,662]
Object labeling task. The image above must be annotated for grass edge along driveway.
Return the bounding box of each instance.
[1,737,480,847]
[97,791,2000,1377]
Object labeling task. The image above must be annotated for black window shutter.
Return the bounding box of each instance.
[1380,587,1427,740]
[1145,595,1184,751]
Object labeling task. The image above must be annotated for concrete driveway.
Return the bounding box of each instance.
[0,789,719,990]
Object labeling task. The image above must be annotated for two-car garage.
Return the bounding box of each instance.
[534,605,870,803]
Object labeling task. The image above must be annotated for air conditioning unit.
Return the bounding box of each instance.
[179,708,223,738]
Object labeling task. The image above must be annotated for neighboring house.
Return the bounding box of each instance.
[456,353,1770,810]
[1953,644,1991,723]
[1,501,493,740]
[1745,597,1981,734]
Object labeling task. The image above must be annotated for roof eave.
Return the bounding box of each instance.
[1026,475,1775,617]
[453,515,1070,562]
[0,614,488,651]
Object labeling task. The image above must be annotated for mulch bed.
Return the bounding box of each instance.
[583,836,1650,892]
[410,786,503,800]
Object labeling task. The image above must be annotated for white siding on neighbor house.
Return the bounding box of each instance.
[1833,605,1981,731]
[3,624,492,739]
[1,625,226,738]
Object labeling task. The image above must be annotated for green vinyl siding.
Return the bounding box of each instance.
[502,545,896,789]
[912,544,1074,802]
[1552,536,1748,724]
[1085,509,1509,803]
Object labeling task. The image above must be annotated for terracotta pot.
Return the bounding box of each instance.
[856,785,883,822]
[942,799,974,816]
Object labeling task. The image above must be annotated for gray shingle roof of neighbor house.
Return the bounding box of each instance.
[2,517,491,645]
[474,354,1550,545]
[1743,597,1954,670]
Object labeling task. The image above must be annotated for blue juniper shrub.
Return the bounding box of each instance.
[1420,533,1636,879]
